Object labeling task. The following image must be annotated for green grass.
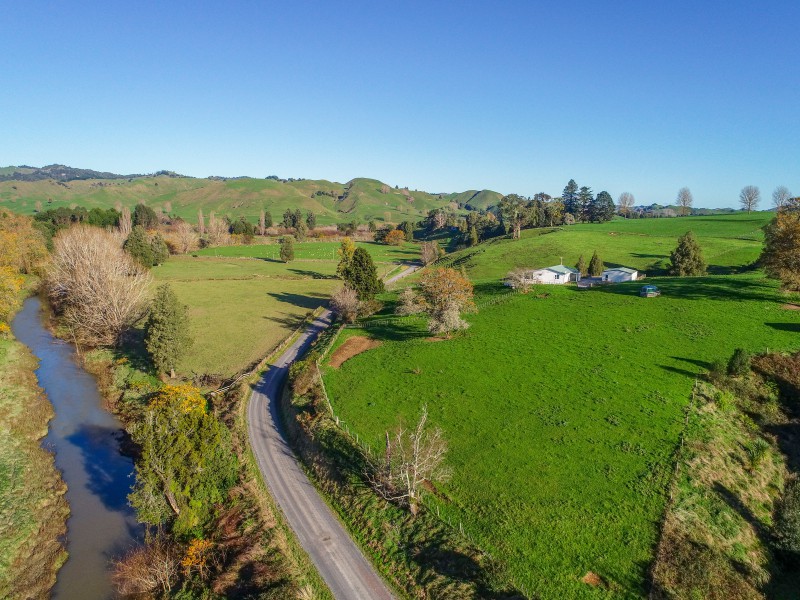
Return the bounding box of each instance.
[194,240,420,264]
[435,212,773,284]
[151,256,339,377]
[322,267,800,596]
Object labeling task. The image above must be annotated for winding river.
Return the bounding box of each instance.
[11,297,142,600]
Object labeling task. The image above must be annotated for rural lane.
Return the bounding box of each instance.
[246,263,418,599]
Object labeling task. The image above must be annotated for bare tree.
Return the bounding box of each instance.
[395,287,425,315]
[206,211,229,246]
[112,533,179,596]
[676,187,693,216]
[773,185,792,210]
[433,210,447,230]
[197,208,205,235]
[365,406,450,514]
[47,225,151,346]
[740,185,761,213]
[330,286,360,323]
[506,268,538,293]
[258,209,266,236]
[119,206,132,237]
[173,221,198,254]
[617,192,635,217]
[420,241,439,265]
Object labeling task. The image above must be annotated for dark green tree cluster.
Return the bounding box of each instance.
[575,254,587,275]
[341,247,384,300]
[561,179,615,223]
[775,477,800,556]
[145,284,192,378]
[124,225,169,267]
[34,206,120,240]
[398,220,415,241]
[230,217,255,239]
[336,220,360,236]
[282,208,305,229]
[306,211,316,229]
[129,387,237,536]
[669,231,706,276]
[588,251,604,276]
[133,203,159,229]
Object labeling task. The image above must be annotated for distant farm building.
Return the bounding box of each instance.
[507,265,581,287]
[601,267,639,283]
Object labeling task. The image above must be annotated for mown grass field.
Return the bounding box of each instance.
[321,214,800,598]
[153,241,417,377]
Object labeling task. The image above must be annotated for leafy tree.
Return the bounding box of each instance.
[125,225,154,267]
[420,241,439,265]
[282,208,294,229]
[368,220,377,233]
[727,348,751,377]
[279,236,295,262]
[575,255,587,276]
[498,194,528,238]
[399,221,414,241]
[589,191,615,222]
[468,226,479,247]
[577,186,593,222]
[336,237,356,277]
[150,233,169,266]
[342,247,383,301]
[760,201,800,291]
[129,385,237,536]
[293,209,303,230]
[384,229,406,246]
[133,204,159,229]
[306,211,316,229]
[263,210,273,229]
[775,477,800,556]
[669,231,706,276]
[588,251,604,276]
[418,267,475,335]
[562,179,579,217]
[230,217,255,236]
[145,284,191,378]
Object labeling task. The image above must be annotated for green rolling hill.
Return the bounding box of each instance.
[0,165,503,225]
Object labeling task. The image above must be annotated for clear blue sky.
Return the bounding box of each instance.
[2,1,798,207]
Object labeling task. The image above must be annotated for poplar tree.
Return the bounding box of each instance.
[145,284,192,378]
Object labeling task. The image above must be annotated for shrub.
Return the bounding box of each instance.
[669,231,706,276]
[774,478,800,556]
[385,229,406,246]
[727,348,752,377]
[279,236,295,263]
[330,286,359,323]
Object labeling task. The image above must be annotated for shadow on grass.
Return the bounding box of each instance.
[267,291,330,311]
[766,322,800,334]
[592,276,779,303]
[288,268,338,280]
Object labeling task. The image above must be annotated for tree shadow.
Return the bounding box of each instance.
[670,356,713,371]
[592,276,780,303]
[659,364,702,379]
[765,322,800,334]
[712,482,769,541]
[288,268,338,280]
[267,291,330,311]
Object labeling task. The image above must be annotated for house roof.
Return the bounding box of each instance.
[546,265,579,275]
[603,267,638,274]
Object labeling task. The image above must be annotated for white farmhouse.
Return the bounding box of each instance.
[601,267,639,283]
[508,264,580,286]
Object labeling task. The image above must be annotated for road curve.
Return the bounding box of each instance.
[246,263,421,599]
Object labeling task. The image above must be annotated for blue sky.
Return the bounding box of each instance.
[2,1,798,207]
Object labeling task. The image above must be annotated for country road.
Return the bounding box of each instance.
[246,263,418,599]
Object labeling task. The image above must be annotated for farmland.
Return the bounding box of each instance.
[152,240,418,377]
[321,214,800,598]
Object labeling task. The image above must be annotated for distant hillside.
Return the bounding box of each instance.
[0,165,504,225]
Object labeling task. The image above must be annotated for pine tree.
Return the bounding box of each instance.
[282,208,294,228]
[588,251,604,276]
[279,236,295,262]
[576,255,587,275]
[578,186,593,222]
[264,210,273,228]
[590,191,615,222]
[145,284,192,378]
[342,247,384,300]
[306,211,316,229]
[150,233,170,265]
[669,231,706,276]
[293,209,303,230]
[124,225,154,267]
[562,179,579,217]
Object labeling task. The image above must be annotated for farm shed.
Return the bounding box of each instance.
[602,267,639,283]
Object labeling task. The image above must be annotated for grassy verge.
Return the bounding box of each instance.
[279,328,524,599]
[0,287,69,599]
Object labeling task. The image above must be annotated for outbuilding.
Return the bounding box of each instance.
[601,267,639,283]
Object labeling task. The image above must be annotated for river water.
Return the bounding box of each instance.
[11,297,142,600]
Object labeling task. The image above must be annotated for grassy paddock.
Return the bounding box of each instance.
[322,273,800,598]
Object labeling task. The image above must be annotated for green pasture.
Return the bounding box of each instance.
[194,240,419,264]
[152,256,339,377]
[323,274,800,598]
[436,212,773,284]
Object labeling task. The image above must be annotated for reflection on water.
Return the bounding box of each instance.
[11,297,142,600]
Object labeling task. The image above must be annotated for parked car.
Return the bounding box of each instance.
[640,285,661,298]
